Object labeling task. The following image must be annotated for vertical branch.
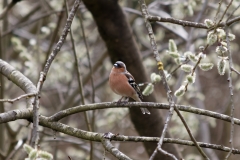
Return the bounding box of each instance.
[224,25,234,160]
[31,0,81,148]
[65,1,93,159]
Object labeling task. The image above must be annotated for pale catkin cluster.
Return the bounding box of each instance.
[186,73,196,84]
[198,63,214,71]
[181,64,193,72]
[150,73,161,83]
[207,31,218,45]
[167,39,180,58]
[23,144,53,160]
[174,85,186,97]
[142,73,162,96]
[204,19,215,28]
[185,51,198,62]
[205,19,235,46]
[204,19,236,76]
[217,59,226,75]
[142,83,154,96]
[166,39,214,97]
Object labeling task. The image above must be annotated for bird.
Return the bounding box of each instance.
[109,61,150,114]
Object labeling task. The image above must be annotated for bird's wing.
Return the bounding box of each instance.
[124,72,143,100]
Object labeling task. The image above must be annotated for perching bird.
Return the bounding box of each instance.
[109,61,150,114]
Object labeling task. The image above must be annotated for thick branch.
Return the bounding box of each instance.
[2,102,240,127]
[2,110,240,155]
[1,106,240,155]
[0,59,37,107]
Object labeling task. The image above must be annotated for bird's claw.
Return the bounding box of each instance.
[103,132,119,140]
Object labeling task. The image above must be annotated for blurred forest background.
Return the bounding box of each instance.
[0,0,240,159]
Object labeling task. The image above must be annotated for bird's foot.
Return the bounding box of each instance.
[103,132,119,140]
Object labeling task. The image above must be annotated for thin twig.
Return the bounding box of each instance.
[214,0,223,22]
[231,67,240,75]
[226,2,240,22]
[0,93,37,104]
[59,50,107,111]
[43,7,65,70]
[148,16,207,29]
[146,10,240,29]
[77,7,96,144]
[2,10,63,37]
[0,0,19,20]
[174,109,209,159]
[14,4,41,25]
[213,0,233,34]
[218,0,233,24]
[77,3,95,105]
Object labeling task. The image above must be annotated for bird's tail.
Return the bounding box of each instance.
[140,108,151,114]
[133,94,151,115]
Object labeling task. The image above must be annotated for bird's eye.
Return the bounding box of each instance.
[114,63,120,68]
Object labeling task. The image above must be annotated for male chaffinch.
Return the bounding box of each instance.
[109,61,150,114]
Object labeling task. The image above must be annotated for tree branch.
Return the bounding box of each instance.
[1,104,240,157]
[0,59,36,108]
[148,16,207,29]
[101,138,132,160]
[0,93,37,104]
[2,102,240,128]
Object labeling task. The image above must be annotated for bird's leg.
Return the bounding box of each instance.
[123,97,129,103]
[115,96,124,105]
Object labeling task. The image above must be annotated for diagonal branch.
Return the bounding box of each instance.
[0,0,21,20]
[101,138,132,160]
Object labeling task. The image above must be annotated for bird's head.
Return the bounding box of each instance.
[113,61,126,72]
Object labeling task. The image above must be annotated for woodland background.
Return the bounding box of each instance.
[0,0,240,160]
